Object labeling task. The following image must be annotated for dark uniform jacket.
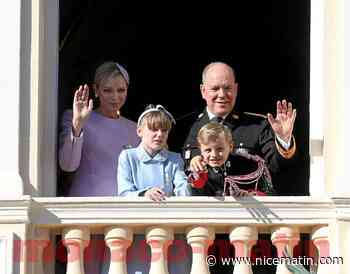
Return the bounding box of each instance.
[183,109,295,174]
[190,153,275,196]
[190,163,229,197]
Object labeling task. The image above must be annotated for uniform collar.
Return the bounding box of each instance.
[207,160,232,173]
[206,107,229,120]
[205,108,239,121]
[136,144,168,163]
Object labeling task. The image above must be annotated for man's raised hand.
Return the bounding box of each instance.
[267,99,296,143]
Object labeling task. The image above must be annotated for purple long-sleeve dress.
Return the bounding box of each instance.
[59,110,139,196]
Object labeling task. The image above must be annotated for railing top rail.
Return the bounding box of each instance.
[1,196,346,226]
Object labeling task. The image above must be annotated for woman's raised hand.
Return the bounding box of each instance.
[72,84,93,136]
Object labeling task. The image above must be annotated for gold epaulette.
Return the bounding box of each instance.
[275,135,296,159]
[243,112,267,119]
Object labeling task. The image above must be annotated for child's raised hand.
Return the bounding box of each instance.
[188,170,208,189]
[190,155,207,172]
[144,187,166,202]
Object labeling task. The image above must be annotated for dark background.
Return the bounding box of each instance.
[59,0,310,195]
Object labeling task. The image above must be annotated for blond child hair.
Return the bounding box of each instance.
[138,111,172,132]
[197,122,234,149]
[137,105,175,149]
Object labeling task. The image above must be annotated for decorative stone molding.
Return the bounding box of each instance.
[31,196,336,225]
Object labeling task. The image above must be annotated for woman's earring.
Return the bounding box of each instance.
[94,93,98,98]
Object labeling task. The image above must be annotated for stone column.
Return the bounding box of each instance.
[146,226,174,274]
[229,226,258,274]
[309,0,326,196]
[312,226,331,274]
[323,0,350,196]
[329,202,350,274]
[62,227,90,274]
[271,226,300,274]
[186,226,215,274]
[104,227,133,274]
[0,0,59,197]
[0,0,24,197]
[29,228,50,274]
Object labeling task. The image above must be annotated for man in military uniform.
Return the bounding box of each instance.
[182,62,297,274]
[184,61,296,176]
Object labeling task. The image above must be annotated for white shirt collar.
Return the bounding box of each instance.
[206,107,229,120]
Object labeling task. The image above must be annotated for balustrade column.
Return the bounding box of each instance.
[271,226,300,274]
[312,226,331,274]
[186,226,215,274]
[146,226,174,274]
[31,228,50,274]
[62,227,90,274]
[104,227,133,274]
[229,226,258,274]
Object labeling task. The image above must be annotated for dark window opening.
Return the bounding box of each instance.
[58,0,310,196]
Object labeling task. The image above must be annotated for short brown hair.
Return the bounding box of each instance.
[197,122,234,147]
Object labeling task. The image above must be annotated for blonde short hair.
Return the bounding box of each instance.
[94,61,129,87]
[197,122,234,147]
[138,111,172,132]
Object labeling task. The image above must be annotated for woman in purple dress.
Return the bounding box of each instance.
[59,61,139,197]
[58,62,139,274]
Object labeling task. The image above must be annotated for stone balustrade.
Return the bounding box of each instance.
[0,196,348,274]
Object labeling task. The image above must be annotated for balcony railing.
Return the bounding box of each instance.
[0,196,347,274]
